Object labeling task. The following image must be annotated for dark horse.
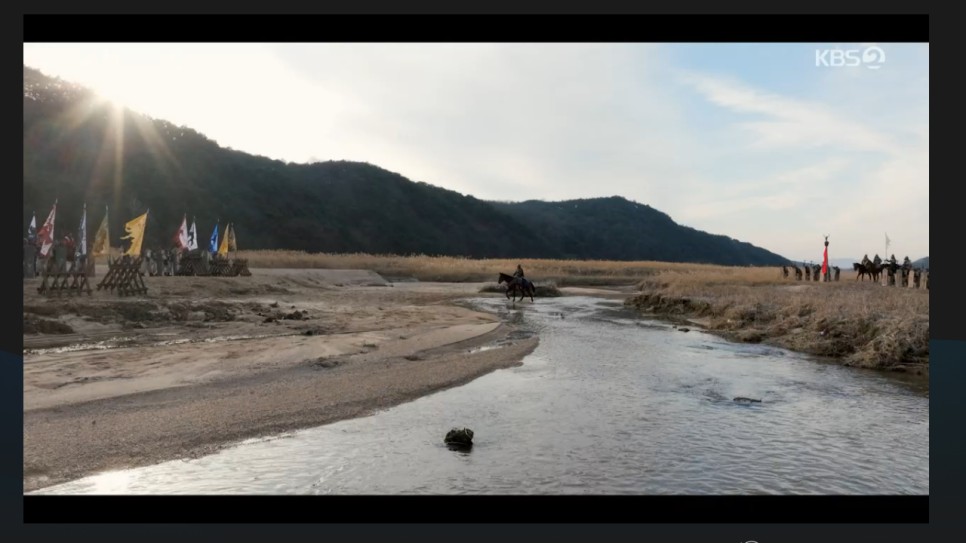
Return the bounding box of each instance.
[498,272,535,302]
[853,262,883,282]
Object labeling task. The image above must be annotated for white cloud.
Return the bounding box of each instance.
[682,73,902,155]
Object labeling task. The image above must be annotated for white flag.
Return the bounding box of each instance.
[27,212,37,243]
[77,203,87,258]
[187,219,199,250]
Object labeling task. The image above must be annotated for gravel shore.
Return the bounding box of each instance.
[23,270,539,493]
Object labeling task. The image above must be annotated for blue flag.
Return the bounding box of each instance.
[209,223,219,254]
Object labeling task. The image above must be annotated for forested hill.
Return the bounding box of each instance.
[23,66,790,265]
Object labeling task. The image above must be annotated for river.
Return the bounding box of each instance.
[30,295,928,495]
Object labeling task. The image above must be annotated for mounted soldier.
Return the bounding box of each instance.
[861,254,871,268]
[872,254,882,267]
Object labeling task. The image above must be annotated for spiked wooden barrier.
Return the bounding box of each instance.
[176,252,209,276]
[208,257,234,276]
[176,253,251,277]
[37,259,92,296]
[96,256,148,296]
[232,259,252,276]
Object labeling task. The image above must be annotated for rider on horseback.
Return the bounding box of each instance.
[873,254,881,267]
[861,254,871,267]
[512,264,527,288]
[902,256,912,269]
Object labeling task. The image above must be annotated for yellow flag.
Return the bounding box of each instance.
[227,223,237,252]
[217,222,230,256]
[121,211,148,257]
[91,208,110,256]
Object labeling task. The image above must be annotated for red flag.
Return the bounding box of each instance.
[822,246,828,276]
[37,201,57,257]
[173,214,189,249]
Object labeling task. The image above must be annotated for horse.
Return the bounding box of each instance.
[853,262,870,281]
[498,272,535,303]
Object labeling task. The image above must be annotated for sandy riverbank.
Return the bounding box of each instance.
[23,269,561,493]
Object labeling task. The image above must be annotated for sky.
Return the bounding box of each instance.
[22,43,928,262]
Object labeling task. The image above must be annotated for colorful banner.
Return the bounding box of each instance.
[121,210,149,257]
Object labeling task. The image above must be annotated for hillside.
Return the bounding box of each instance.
[23,65,790,265]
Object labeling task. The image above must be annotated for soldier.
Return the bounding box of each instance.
[140,250,150,276]
[861,254,871,267]
[64,234,76,265]
[902,256,912,269]
[52,238,68,273]
[153,247,164,276]
[171,247,182,275]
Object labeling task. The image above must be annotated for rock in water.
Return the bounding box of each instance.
[733,397,762,403]
[444,427,474,449]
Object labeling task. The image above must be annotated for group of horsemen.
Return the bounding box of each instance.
[861,253,910,271]
[850,253,927,288]
[781,253,926,288]
[856,253,927,288]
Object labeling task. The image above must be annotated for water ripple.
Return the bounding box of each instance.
[32,296,928,495]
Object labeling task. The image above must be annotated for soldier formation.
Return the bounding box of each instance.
[783,252,928,290]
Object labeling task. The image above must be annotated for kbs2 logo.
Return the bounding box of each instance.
[815,46,886,69]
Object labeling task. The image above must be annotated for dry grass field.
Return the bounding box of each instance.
[233,249,705,285]
[626,266,928,371]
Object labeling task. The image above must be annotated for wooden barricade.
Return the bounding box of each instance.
[96,256,148,296]
[176,252,209,276]
[37,259,92,297]
[173,251,250,277]
[208,257,234,276]
[232,258,252,276]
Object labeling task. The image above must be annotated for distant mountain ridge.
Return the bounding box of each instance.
[23,65,791,265]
